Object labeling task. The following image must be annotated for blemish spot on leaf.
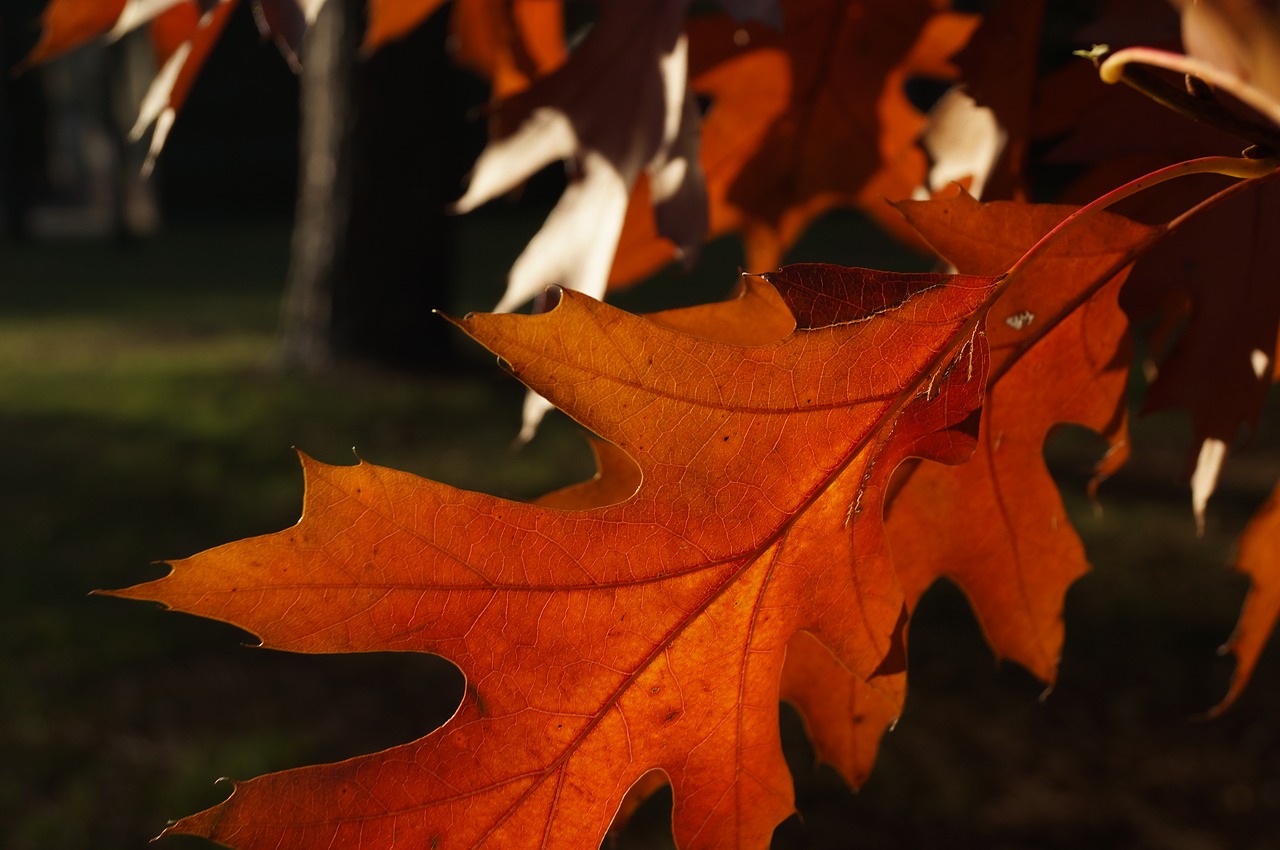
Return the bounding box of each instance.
[1004,310,1035,330]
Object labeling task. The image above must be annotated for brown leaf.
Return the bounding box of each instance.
[454,0,705,311]
[110,265,998,849]
[1174,0,1280,111]
[1122,178,1280,527]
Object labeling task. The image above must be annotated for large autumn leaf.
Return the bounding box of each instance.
[112,265,999,849]
[887,192,1159,683]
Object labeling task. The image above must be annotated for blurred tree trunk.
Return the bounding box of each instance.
[0,0,48,240]
[278,0,356,371]
[280,0,467,373]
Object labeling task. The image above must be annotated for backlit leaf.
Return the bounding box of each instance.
[111,264,999,849]
[888,191,1159,683]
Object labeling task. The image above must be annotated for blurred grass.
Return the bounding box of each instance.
[1,217,600,850]
[2,211,1278,850]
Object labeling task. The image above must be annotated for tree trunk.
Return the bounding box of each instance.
[279,2,471,374]
[277,0,357,372]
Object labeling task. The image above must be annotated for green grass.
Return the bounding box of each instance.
[3,212,1278,849]
[1,219,597,849]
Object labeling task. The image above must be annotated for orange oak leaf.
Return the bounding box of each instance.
[1215,477,1280,713]
[134,1,239,173]
[111,264,998,849]
[366,0,565,98]
[24,0,239,71]
[642,263,908,793]
[19,0,126,68]
[563,278,901,816]
[886,191,1160,683]
[449,0,566,101]
[779,630,903,790]
[24,0,306,170]
[609,0,980,288]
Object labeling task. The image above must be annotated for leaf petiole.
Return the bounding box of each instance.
[1002,155,1278,292]
[1098,46,1280,131]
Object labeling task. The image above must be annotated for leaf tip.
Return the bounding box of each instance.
[436,309,472,333]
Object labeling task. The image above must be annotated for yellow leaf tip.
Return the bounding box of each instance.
[1074,44,1110,66]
